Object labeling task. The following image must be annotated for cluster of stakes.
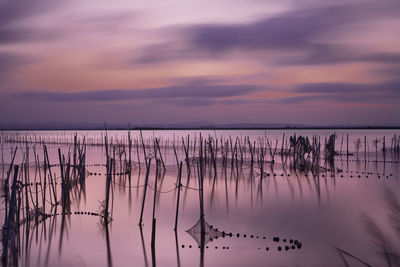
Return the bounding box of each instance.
[1,129,399,266]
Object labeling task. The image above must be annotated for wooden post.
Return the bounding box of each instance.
[44,145,57,204]
[364,136,367,160]
[105,158,113,223]
[58,148,66,205]
[172,142,180,172]
[2,166,19,264]
[136,139,141,170]
[151,160,159,248]
[128,128,132,174]
[174,162,183,232]
[139,158,152,226]
[198,137,205,235]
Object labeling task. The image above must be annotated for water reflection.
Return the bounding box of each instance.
[332,185,400,266]
[1,130,399,266]
[105,223,113,267]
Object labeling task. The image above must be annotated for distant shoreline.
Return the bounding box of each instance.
[1,126,399,131]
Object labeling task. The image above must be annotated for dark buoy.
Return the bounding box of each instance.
[273,237,279,242]
[278,246,282,251]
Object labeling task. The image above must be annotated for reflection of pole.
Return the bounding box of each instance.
[139,226,149,267]
[151,240,156,267]
[174,162,183,232]
[105,223,113,267]
[174,232,181,267]
[200,230,205,267]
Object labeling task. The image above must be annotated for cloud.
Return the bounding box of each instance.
[277,46,400,66]
[278,80,400,104]
[17,83,261,102]
[0,52,34,80]
[0,0,65,44]
[132,0,400,66]
[187,1,400,53]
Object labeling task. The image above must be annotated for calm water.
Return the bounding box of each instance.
[1,129,400,267]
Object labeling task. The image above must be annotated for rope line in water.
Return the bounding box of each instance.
[182,185,200,191]
[148,184,178,193]
[113,180,146,189]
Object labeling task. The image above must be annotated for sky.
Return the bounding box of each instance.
[0,0,399,126]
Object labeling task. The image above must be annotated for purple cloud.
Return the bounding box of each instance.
[133,0,400,67]
[0,0,64,44]
[277,80,400,104]
[17,83,261,102]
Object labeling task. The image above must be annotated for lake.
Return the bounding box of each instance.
[1,129,400,267]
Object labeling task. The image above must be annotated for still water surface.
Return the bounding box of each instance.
[1,129,399,267]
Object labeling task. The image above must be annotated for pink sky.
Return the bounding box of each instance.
[0,0,399,126]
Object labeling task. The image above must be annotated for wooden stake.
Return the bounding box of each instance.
[174,162,183,232]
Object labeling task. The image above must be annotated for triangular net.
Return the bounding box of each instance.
[185,218,223,245]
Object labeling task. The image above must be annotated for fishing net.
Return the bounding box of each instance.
[186,218,223,245]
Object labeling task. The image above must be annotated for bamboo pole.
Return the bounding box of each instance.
[151,160,159,248]
[104,158,113,223]
[174,162,183,232]
[139,158,152,226]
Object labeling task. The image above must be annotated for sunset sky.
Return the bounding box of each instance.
[0,0,399,126]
